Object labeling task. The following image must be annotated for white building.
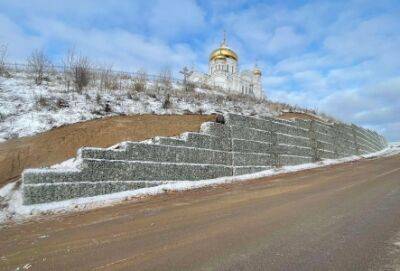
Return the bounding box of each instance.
[188,35,264,99]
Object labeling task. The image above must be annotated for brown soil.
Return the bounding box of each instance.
[0,114,215,187]
[278,112,327,122]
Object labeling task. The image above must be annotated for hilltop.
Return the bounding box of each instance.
[0,63,326,142]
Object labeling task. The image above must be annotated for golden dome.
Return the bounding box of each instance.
[209,46,238,62]
[253,68,262,76]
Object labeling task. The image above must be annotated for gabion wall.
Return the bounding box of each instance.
[22,113,387,204]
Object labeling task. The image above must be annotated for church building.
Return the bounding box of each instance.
[188,34,264,99]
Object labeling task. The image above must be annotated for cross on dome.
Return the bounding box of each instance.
[221,30,227,47]
[209,31,238,61]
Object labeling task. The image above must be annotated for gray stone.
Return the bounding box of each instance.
[81,143,232,165]
[23,181,164,205]
[233,152,272,167]
[21,113,388,205]
[279,155,313,166]
[232,139,272,153]
[233,166,271,176]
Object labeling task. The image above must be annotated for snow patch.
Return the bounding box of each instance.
[0,72,279,141]
[0,145,399,225]
[50,158,82,170]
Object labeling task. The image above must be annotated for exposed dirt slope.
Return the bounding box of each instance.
[0,114,215,186]
[278,112,327,122]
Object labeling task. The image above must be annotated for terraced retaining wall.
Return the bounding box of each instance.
[22,113,387,204]
[0,114,215,187]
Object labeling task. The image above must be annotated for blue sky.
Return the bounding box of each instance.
[0,0,399,141]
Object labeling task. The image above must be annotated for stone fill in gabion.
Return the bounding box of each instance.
[22,113,388,205]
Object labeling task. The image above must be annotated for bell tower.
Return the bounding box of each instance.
[252,64,263,98]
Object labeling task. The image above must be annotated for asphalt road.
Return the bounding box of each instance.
[1,154,400,271]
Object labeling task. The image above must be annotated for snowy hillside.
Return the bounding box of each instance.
[0,69,305,141]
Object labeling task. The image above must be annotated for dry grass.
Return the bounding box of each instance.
[1,48,328,119]
[131,70,148,92]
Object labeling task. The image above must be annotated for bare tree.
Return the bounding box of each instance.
[99,65,118,91]
[0,44,7,76]
[73,55,91,92]
[27,49,51,85]
[179,66,193,92]
[62,48,75,91]
[159,67,173,93]
[62,48,92,93]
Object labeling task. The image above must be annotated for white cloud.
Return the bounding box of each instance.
[0,15,44,61]
[0,0,399,141]
[148,0,205,39]
[265,26,307,54]
[0,12,201,73]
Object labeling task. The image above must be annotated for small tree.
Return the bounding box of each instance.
[27,49,51,85]
[159,68,172,93]
[179,66,193,92]
[62,48,75,91]
[99,65,118,91]
[62,49,92,93]
[162,93,172,109]
[0,44,7,76]
[72,55,91,93]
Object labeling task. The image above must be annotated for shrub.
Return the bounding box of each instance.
[99,66,119,91]
[62,49,92,93]
[159,68,172,93]
[95,93,102,104]
[131,70,148,92]
[185,82,196,92]
[56,98,69,108]
[35,95,50,108]
[104,103,112,113]
[162,94,172,109]
[72,56,91,92]
[27,49,51,85]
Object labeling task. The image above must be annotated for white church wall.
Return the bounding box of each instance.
[187,36,265,99]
